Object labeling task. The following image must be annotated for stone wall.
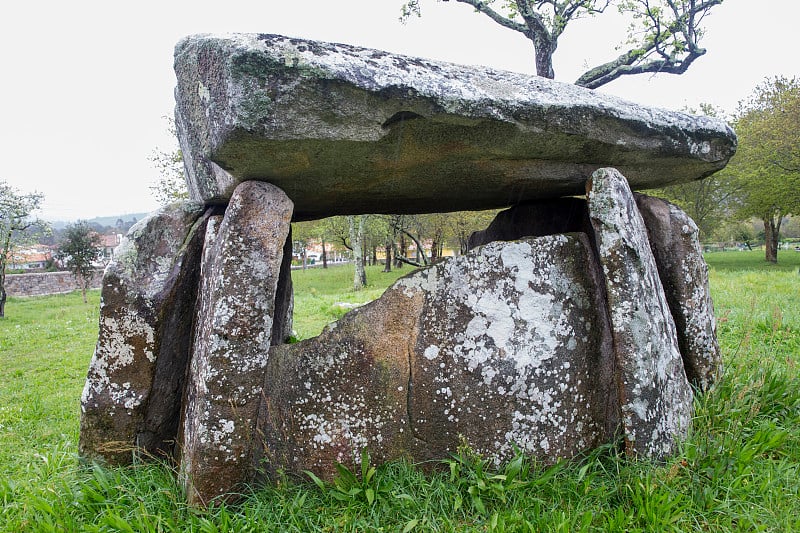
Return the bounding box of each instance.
[5,270,104,297]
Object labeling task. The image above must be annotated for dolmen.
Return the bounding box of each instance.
[79,34,736,506]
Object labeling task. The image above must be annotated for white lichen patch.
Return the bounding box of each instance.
[405,235,604,464]
[82,306,158,413]
[423,345,440,360]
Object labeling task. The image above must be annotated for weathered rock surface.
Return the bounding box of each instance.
[406,234,618,463]
[180,181,293,506]
[174,33,736,220]
[79,202,208,465]
[587,168,693,458]
[258,234,617,479]
[467,192,721,395]
[635,194,721,391]
[257,285,417,480]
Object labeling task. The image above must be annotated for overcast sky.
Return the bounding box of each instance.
[2,0,798,221]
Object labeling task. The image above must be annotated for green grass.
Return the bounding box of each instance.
[291,264,410,339]
[704,249,800,272]
[1,254,799,531]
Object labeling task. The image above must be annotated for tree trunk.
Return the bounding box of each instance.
[532,34,556,79]
[349,216,366,290]
[0,248,7,317]
[396,235,406,269]
[402,230,429,266]
[383,242,392,272]
[321,239,328,268]
[81,280,88,304]
[459,235,470,255]
[764,217,781,263]
[301,248,307,270]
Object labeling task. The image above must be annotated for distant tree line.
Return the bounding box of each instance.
[655,76,800,263]
[292,211,499,290]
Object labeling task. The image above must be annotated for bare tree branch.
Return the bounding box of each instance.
[394,254,425,267]
[449,0,530,33]
[410,0,722,88]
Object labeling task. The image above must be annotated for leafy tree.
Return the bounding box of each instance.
[726,77,800,263]
[56,221,102,303]
[150,117,189,205]
[292,220,316,270]
[0,181,49,317]
[402,0,723,88]
[443,209,499,255]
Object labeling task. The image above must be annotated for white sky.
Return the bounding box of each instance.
[1,0,798,221]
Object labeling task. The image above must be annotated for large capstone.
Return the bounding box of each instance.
[256,234,618,479]
[79,202,209,465]
[174,33,736,220]
[180,181,293,506]
[587,168,693,458]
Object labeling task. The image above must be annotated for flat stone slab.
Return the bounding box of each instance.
[174,33,737,220]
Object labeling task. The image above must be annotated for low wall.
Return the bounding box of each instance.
[5,270,104,297]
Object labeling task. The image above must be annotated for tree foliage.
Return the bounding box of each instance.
[0,181,49,317]
[291,209,499,290]
[402,0,723,88]
[56,221,102,303]
[150,117,189,206]
[725,77,800,262]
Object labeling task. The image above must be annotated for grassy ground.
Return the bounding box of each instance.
[291,264,410,339]
[1,253,798,531]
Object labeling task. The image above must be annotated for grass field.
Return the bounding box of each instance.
[1,252,798,531]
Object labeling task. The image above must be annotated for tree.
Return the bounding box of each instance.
[402,0,723,88]
[348,215,367,290]
[0,181,49,317]
[57,221,102,303]
[726,77,800,263]
[442,209,499,254]
[150,117,189,205]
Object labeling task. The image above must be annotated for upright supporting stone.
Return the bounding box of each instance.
[635,193,721,392]
[587,168,693,458]
[80,202,208,465]
[180,181,293,506]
